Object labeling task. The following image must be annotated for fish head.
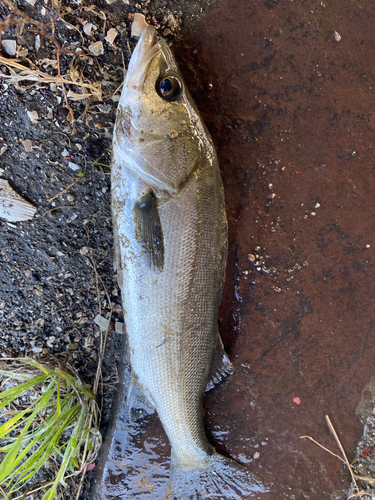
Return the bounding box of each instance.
[114,25,214,196]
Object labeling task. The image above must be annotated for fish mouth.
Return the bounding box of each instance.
[125,25,160,93]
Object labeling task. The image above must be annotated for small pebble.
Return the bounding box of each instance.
[85,336,95,347]
[27,110,39,123]
[115,321,124,333]
[131,13,148,37]
[166,13,177,29]
[94,314,110,330]
[2,40,16,56]
[105,28,118,44]
[83,22,93,36]
[68,162,80,171]
[22,140,34,152]
[89,41,104,56]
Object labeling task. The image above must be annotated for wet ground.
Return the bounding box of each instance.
[93,1,375,499]
[1,0,375,499]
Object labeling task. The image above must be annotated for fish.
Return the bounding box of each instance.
[111,25,265,499]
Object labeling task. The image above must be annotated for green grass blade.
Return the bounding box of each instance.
[7,400,79,483]
[0,388,59,442]
[0,382,56,482]
[56,384,61,415]
[54,369,94,399]
[0,358,98,499]
[20,359,65,388]
[0,370,34,381]
[0,406,36,439]
[40,404,87,500]
[0,375,47,411]
[15,405,80,481]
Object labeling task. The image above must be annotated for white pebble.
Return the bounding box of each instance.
[2,40,16,56]
[89,41,104,56]
[94,314,109,330]
[68,162,80,171]
[83,23,93,36]
[131,13,148,37]
[27,110,39,123]
[105,28,118,45]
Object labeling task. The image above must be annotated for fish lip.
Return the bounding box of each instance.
[125,25,160,93]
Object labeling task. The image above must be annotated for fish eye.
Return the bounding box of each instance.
[157,75,183,101]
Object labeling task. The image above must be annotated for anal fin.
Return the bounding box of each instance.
[206,334,234,392]
[127,375,155,415]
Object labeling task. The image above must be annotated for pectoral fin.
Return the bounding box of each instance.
[133,191,164,271]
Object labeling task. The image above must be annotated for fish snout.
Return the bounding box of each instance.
[126,25,160,93]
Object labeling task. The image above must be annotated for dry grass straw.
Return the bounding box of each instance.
[0,56,104,94]
[301,415,375,500]
[46,177,83,203]
[0,0,122,128]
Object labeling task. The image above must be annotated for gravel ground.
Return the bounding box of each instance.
[0,0,213,497]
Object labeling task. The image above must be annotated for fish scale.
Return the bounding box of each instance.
[111,24,265,499]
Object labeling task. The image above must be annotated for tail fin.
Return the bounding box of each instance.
[169,452,265,499]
